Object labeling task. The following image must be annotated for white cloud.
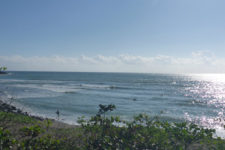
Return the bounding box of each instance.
[0,51,225,73]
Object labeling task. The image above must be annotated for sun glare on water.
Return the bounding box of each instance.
[188,74,225,138]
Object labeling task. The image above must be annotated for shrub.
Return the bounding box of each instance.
[19,135,62,150]
[19,124,64,150]
[78,104,224,150]
[20,125,43,138]
[0,127,16,150]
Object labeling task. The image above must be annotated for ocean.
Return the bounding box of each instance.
[0,71,225,137]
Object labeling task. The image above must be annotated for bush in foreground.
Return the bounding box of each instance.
[78,104,225,150]
[1,104,225,150]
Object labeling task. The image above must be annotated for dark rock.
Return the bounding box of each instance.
[0,99,44,121]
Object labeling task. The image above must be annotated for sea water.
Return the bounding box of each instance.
[0,72,225,137]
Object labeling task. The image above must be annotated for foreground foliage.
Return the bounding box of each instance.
[78,104,225,150]
[1,105,225,150]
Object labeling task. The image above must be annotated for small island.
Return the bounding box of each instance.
[0,66,8,74]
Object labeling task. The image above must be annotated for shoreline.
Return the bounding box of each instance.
[0,99,43,120]
[0,99,77,128]
[1,98,225,135]
[1,99,225,149]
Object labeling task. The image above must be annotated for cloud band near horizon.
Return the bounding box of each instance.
[0,51,224,73]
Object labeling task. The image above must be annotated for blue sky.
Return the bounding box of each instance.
[0,0,225,73]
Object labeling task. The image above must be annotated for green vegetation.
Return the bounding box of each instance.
[78,104,225,150]
[0,127,16,150]
[0,66,7,72]
[19,124,63,150]
[0,111,37,124]
[0,66,7,74]
[0,105,225,150]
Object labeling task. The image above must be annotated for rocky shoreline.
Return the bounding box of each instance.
[0,99,78,129]
[0,99,44,120]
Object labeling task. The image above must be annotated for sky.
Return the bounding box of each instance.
[0,0,225,73]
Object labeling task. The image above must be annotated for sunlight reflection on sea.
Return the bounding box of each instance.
[1,72,225,138]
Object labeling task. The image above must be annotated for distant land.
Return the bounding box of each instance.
[0,67,7,74]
